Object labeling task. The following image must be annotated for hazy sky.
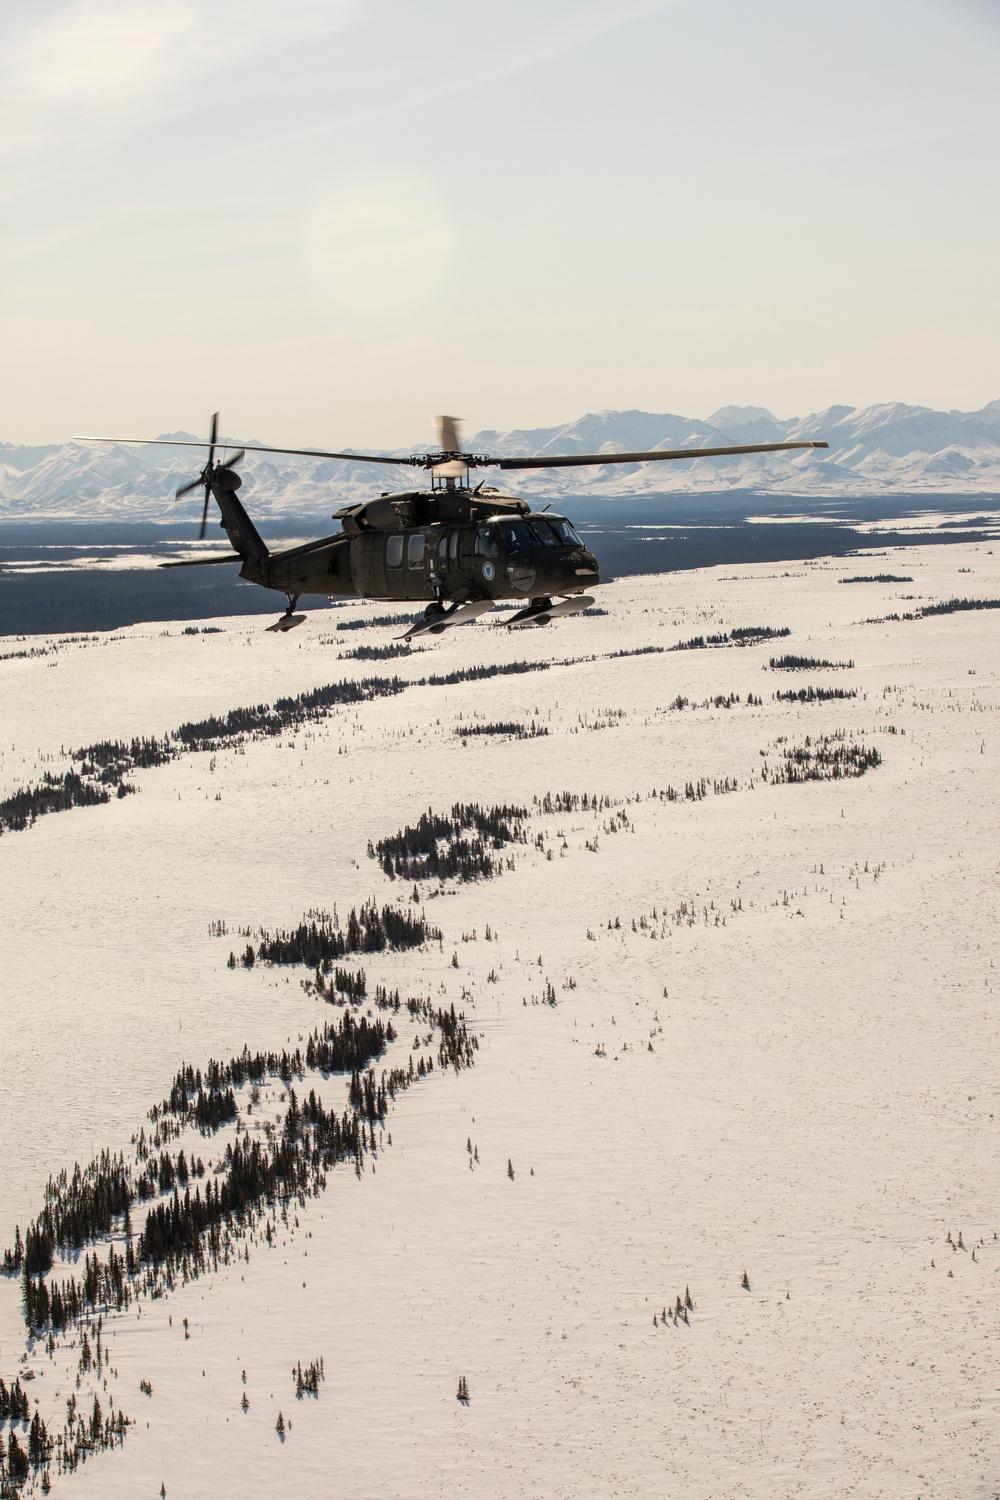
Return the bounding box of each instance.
[0,0,997,446]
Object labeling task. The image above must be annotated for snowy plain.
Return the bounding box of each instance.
[1,539,999,1498]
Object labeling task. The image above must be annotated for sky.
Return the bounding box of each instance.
[0,0,997,447]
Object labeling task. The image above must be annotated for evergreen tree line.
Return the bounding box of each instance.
[770,654,854,670]
[74,736,173,780]
[918,596,1000,617]
[840,574,912,584]
[533,791,614,813]
[669,693,745,710]
[26,1021,471,1329]
[767,736,881,783]
[6,999,475,1334]
[454,721,548,740]
[177,674,405,746]
[606,645,665,659]
[242,901,440,968]
[774,687,858,703]
[341,643,413,661]
[335,613,417,630]
[2,1151,132,1277]
[0,771,116,834]
[0,674,405,836]
[371,803,529,883]
[1,641,652,840]
[671,625,791,651]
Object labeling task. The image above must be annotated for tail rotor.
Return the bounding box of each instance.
[174,414,243,539]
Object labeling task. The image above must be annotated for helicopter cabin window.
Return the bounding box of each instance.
[475,526,500,560]
[386,534,404,569]
[448,530,460,565]
[407,533,425,569]
[437,533,449,565]
[497,520,534,553]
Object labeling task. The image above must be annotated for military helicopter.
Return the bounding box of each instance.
[76,415,828,640]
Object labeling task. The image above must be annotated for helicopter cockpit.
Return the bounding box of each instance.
[488,516,584,553]
[468,513,598,599]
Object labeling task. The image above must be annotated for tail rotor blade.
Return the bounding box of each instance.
[220,448,245,470]
[175,477,203,499]
[198,486,210,540]
[207,411,218,471]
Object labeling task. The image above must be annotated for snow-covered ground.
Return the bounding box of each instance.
[1,539,999,1498]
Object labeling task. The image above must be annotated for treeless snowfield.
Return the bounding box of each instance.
[1,540,998,1499]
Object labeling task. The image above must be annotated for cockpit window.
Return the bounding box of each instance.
[497,520,534,553]
[474,526,500,560]
[550,517,582,546]
[528,521,560,548]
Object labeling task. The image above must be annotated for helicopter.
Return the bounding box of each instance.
[75,415,829,640]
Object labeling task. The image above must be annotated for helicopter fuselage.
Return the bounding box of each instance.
[240,487,601,609]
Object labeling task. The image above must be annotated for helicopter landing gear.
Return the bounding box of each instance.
[400,597,495,641]
[507,594,595,627]
[266,594,306,633]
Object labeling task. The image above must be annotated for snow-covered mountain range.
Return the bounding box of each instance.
[3,400,1000,522]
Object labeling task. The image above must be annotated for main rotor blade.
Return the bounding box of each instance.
[496,440,829,471]
[74,435,420,465]
[159,554,240,568]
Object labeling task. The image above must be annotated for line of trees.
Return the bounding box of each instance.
[766,735,881,783]
[770,654,854,670]
[242,901,440,968]
[774,686,858,703]
[371,803,528,883]
[454,721,548,740]
[4,990,476,1337]
[672,625,790,651]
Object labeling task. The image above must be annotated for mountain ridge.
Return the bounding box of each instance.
[3,399,1000,521]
